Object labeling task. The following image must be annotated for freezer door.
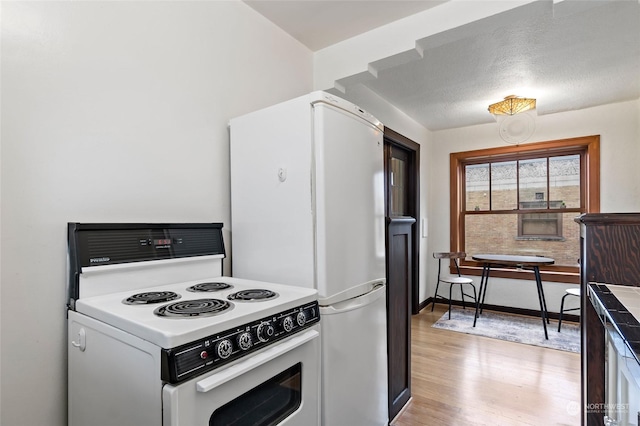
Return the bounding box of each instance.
[319,284,388,426]
[313,103,385,300]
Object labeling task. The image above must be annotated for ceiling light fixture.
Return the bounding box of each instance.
[488,95,536,115]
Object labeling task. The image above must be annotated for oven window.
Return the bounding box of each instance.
[210,363,302,426]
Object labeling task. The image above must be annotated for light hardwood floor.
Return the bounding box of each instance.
[390,304,581,426]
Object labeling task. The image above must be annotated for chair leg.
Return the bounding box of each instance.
[448,284,454,319]
[460,284,466,310]
[558,293,568,332]
[432,261,442,312]
[431,279,441,312]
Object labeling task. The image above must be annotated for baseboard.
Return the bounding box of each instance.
[416,297,580,323]
[417,298,431,312]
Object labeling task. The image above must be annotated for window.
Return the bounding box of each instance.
[450,135,600,282]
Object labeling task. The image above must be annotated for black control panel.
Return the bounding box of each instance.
[68,222,224,268]
[161,301,320,384]
[67,223,225,309]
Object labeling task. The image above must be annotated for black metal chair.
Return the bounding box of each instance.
[557,287,580,332]
[431,252,478,327]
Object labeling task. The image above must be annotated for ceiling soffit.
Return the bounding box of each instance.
[332,1,640,131]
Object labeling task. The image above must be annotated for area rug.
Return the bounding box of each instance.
[432,307,580,353]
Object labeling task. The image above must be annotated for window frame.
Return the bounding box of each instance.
[449,135,600,284]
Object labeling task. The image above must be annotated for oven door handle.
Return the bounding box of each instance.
[196,328,319,393]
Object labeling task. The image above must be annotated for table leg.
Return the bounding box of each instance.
[533,266,549,340]
[533,266,550,325]
[472,284,479,327]
[478,264,490,315]
[538,272,550,325]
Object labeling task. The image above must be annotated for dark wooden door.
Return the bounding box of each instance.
[384,130,419,421]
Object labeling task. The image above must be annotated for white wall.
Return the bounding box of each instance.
[426,100,640,310]
[0,2,312,425]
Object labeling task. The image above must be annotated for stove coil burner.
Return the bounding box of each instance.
[227,289,278,302]
[186,282,233,292]
[154,299,233,318]
[123,291,181,305]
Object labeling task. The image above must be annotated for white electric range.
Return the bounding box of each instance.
[67,223,321,426]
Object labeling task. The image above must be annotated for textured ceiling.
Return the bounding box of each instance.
[244,0,640,131]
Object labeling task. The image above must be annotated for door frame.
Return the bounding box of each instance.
[384,127,420,315]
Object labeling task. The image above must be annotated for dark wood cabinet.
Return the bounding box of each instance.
[386,217,414,421]
[575,213,640,426]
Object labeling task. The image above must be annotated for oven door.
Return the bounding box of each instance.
[163,326,320,426]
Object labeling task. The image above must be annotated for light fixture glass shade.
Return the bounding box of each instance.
[488,95,536,115]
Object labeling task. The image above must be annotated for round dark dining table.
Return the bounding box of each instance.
[472,254,555,339]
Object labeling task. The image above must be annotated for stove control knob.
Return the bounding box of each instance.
[282,316,294,332]
[237,332,252,351]
[216,339,233,359]
[296,311,306,327]
[257,323,275,342]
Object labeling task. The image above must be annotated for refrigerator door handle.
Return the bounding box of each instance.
[319,278,385,306]
[319,283,385,315]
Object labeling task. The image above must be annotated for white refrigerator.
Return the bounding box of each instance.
[230,91,388,426]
